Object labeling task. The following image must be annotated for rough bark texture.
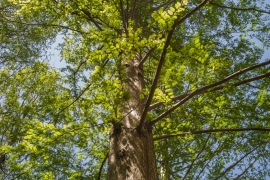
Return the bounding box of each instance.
[107,55,158,179]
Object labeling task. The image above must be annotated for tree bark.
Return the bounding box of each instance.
[107,54,158,179]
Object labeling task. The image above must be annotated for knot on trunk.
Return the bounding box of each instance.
[117,149,126,158]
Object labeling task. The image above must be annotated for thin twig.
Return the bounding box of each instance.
[195,143,222,180]
[210,2,270,14]
[3,17,87,34]
[43,123,106,142]
[214,144,262,180]
[183,134,211,180]
[153,127,270,141]
[234,154,261,180]
[150,0,175,12]
[57,58,110,116]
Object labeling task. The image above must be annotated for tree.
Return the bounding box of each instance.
[1,0,270,179]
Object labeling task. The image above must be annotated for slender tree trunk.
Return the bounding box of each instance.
[107,55,158,179]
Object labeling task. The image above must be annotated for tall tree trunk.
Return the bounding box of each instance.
[107,54,158,179]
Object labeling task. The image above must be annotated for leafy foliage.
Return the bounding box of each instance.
[1,0,270,179]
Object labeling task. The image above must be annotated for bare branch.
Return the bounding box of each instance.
[0,112,10,115]
[149,71,270,111]
[153,127,270,141]
[138,0,210,133]
[229,72,270,87]
[97,152,109,180]
[210,2,270,14]
[234,155,261,180]
[214,144,262,180]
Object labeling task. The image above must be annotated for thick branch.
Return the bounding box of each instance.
[138,0,210,132]
[138,47,155,67]
[137,30,174,132]
[68,0,103,31]
[80,9,103,31]
[210,2,270,14]
[119,0,128,34]
[148,60,270,125]
[153,127,270,141]
[149,71,270,111]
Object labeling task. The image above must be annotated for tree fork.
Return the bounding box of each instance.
[107,55,158,179]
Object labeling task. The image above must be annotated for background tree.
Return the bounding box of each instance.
[1,0,270,179]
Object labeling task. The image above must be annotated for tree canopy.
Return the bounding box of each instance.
[1,0,270,179]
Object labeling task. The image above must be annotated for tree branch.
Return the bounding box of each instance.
[153,127,270,141]
[148,60,270,125]
[195,143,222,180]
[150,0,174,12]
[97,152,109,180]
[183,134,211,180]
[67,0,103,31]
[138,47,155,67]
[2,18,87,34]
[119,0,128,34]
[138,0,210,133]
[130,0,137,22]
[210,2,270,14]
[214,144,261,180]
[234,155,261,180]
[80,9,103,31]
[149,71,270,111]
[73,46,105,76]
[137,29,175,132]
[174,0,211,27]
[94,17,122,34]
[57,58,109,116]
